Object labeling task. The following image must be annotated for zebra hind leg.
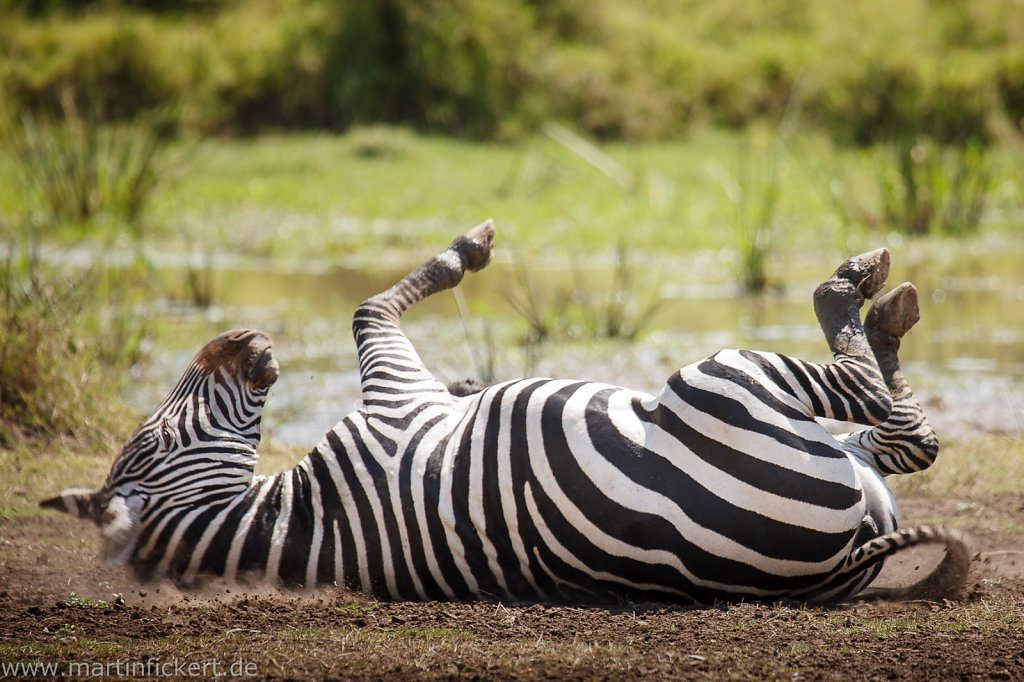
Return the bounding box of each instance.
[803,248,896,426]
[812,247,889,359]
[846,282,939,474]
[865,282,921,399]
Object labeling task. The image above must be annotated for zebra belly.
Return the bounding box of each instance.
[443,378,871,602]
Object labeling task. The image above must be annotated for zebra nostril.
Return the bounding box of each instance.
[250,347,279,388]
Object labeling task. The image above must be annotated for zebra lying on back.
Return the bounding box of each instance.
[43,221,968,604]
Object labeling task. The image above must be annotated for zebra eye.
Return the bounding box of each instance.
[160,419,177,450]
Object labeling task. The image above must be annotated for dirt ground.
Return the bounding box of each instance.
[2,494,1023,680]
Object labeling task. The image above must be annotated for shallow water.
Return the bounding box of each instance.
[127,238,1024,448]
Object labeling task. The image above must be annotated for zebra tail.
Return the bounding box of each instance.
[843,525,972,601]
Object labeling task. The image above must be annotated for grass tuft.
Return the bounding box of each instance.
[502,241,666,345]
[880,136,991,236]
[709,129,787,294]
[0,232,129,444]
[345,125,415,159]
[889,433,1024,497]
[10,90,170,230]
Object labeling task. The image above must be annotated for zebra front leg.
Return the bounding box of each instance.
[840,283,939,474]
[352,219,495,395]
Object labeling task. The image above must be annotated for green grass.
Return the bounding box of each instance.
[2,125,1015,268]
[11,98,169,229]
[812,600,1024,636]
[3,1,1024,143]
[889,433,1024,497]
[2,126,1023,517]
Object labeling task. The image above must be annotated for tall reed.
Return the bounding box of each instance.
[11,90,168,231]
[502,242,665,345]
[712,135,783,294]
[880,136,990,236]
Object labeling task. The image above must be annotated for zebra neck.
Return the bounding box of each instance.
[221,459,320,586]
[139,458,320,588]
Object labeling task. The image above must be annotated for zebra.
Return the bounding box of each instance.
[42,220,968,604]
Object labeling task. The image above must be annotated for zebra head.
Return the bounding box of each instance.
[40,329,279,566]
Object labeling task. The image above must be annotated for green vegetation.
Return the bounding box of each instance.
[503,241,666,344]
[0,98,165,505]
[890,434,1024,497]
[11,95,170,228]
[0,232,139,445]
[812,603,1024,639]
[2,125,1014,262]
[881,136,993,236]
[2,0,1024,143]
[711,129,787,293]
[0,96,164,450]
[1,0,1022,518]
[60,592,125,609]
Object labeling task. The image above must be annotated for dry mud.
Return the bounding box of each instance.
[2,494,1023,680]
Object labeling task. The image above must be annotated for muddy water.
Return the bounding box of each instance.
[129,240,1024,448]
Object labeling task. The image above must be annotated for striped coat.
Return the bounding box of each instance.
[42,221,965,604]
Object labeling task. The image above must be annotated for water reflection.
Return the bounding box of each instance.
[129,241,1024,445]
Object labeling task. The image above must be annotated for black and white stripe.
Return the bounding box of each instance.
[43,222,962,604]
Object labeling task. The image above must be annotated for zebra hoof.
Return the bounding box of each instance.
[865,282,920,339]
[835,247,890,300]
[449,219,495,272]
[814,248,890,311]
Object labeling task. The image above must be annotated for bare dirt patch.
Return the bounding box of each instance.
[2,494,1023,680]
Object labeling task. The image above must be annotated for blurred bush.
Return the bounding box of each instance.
[1,0,1022,142]
[12,90,169,227]
[880,136,991,236]
[0,225,143,444]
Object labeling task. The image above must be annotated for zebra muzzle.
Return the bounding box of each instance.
[251,347,279,388]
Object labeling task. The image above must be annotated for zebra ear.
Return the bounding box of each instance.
[39,488,102,522]
[99,495,144,567]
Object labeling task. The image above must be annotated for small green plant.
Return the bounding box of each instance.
[60,592,122,609]
[502,242,665,344]
[42,623,79,637]
[345,125,415,159]
[880,136,990,236]
[596,241,666,340]
[0,219,143,445]
[11,90,169,231]
[712,136,782,294]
